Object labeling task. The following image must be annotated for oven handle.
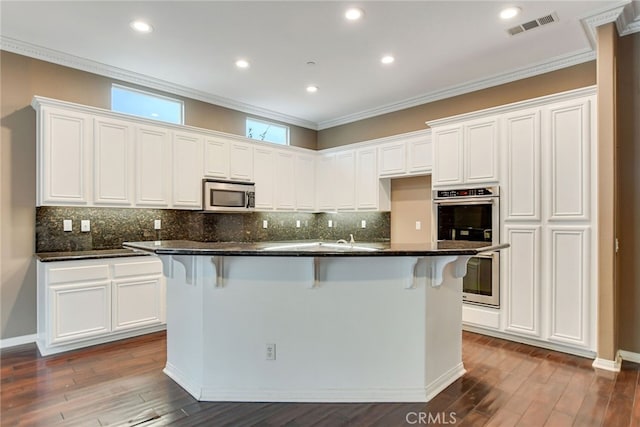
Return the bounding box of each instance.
[433,197,497,205]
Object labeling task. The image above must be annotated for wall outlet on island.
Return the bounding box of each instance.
[266,343,276,360]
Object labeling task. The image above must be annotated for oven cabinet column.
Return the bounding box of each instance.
[159,254,465,403]
[500,92,596,354]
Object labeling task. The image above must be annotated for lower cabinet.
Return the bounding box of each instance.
[37,256,165,355]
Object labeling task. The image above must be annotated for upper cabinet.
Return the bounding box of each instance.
[377,131,432,178]
[229,141,253,182]
[172,131,204,209]
[37,106,93,205]
[93,117,135,206]
[135,125,171,207]
[204,136,230,179]
[253,146,275,210]
[431,117,499,187]
[295,153,315,211]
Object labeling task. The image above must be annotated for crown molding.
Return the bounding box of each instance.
[580,2,629,48]
[617,0,640,36]
[316,49,596,130]
[0,36,319,130]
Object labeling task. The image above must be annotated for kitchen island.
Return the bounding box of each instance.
[124,240,508,403]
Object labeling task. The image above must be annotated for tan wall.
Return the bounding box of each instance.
[317,62,596,148]
[390,176,432,244]
[617,32,640,353]
[0,51,316,340]
[596,24,618,362]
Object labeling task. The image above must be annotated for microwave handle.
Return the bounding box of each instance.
[246,191,255,208]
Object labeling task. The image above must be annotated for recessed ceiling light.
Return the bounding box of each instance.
[381,55,395,65]
[130,20,153,33]
[500,6,521,20]
[345,7,364,21]
[306,85,319,93]
[235,59,250,69]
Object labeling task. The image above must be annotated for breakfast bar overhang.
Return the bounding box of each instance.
[124,240,508,403]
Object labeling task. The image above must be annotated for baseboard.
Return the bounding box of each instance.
[619,350,640,364]
[0,334,36,349]
[424,362,466,402]
[592,354,622,372]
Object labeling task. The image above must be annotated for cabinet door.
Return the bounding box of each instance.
[275,150,296,210]
[229,141,253,182]
[432,126,463,186]
[204,136,230,178]
[503,110,541,221]
[39,107,92,205]
[545,98,591,221]
[135,125,171,206]
[253,146,275,209]
[112,276,163,331]
[94,117,134,205]
[407,137,433,174]
[335,150,356,210]
[356,147,379,210]
[504,226,541,338]
[465,118,499,183]
[49,281,111,344]
[295,153,315,211]
[316,154,335,211]
[378,142,406,177]
[547,227,591,348]
[172,132,204,209]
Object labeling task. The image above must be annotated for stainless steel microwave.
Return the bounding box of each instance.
[202,179,255,212]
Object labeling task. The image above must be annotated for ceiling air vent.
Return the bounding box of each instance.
[507,12,559,36]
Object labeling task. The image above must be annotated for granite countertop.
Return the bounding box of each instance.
[36,248,153,262]
[123,240,509,257]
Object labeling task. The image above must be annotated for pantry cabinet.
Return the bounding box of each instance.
[37,256,165,356]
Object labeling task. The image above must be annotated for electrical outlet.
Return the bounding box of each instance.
[296,220,301,228]
[63,219,72,232]
[263,220,268,229]
[81,220,90,232]
[328,220,333,228]
[416,221,422,230]
[154,219,162,230]
[361,220,366,228]
[266,343,276,360]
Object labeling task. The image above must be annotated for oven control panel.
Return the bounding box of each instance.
[435,187,496,198]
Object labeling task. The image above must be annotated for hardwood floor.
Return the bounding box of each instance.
[1,331,639,426]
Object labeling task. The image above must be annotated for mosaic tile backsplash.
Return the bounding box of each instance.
[36,207,390,252]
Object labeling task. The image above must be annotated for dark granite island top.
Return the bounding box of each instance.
[123,239,509,257]
[36,248,153,262]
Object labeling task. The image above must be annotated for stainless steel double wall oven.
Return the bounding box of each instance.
[433,186,500,307]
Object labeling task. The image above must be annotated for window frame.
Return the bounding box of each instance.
[246,117,290,146]
[110,84,185,125]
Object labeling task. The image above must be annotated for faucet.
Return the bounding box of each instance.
[336,234,356,245]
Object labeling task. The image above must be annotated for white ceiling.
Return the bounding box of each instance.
[0,1,635,130]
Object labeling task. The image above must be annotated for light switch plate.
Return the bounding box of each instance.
[296,220,301,228]
[63,220,72,232]
[154,219,162,230]
[416,221,422,230]
[263,220,268,229]
[328,220,333,228]
[81,220,90,232]
[361,220,366,228]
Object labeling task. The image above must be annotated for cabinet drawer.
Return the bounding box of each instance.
[112,259,162,278]
[48,264,110,284]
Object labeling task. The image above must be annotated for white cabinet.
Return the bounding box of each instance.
[37,256,165,356]
[316,154,336,211]
[253,146,275,209]
[135,125,171,207]
[356,147,390,211]
[334,150,356,210]
[432,118,498,187]
[378,142,406,177]
[93,117,134,206]
[37,106,93,205]
[407,137,433,174]
[275,150,296,210]
[172,131,204,209]
[295,153,315,211]
[229,141,253,182]
[204,136,230,178]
